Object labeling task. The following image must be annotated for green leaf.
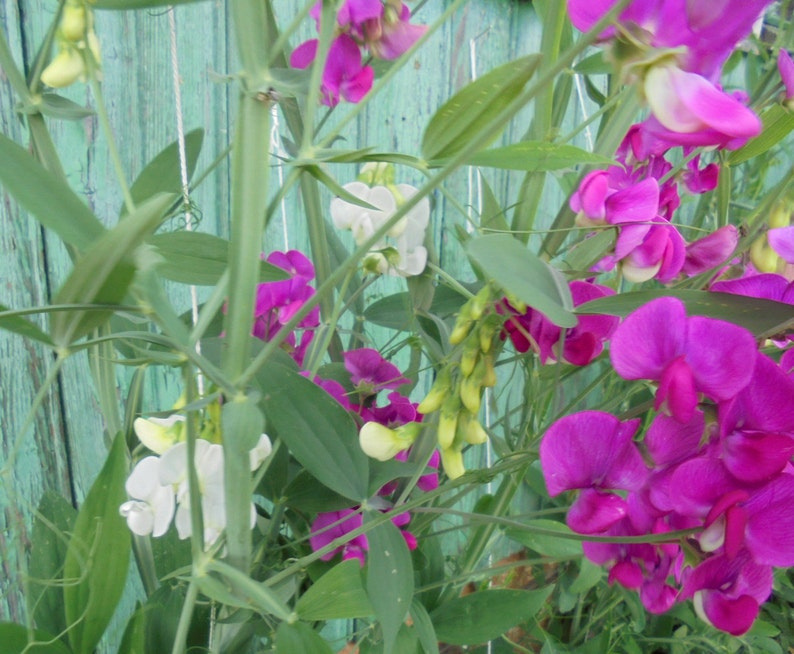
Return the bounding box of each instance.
[143,584,210,653]
[573,52,611,74]
[0,304,54,345]
[466,142,613,171]
[304,164,379,210]
[284,470,356,513]
[0,623,73,653]
[479,173,509,233]
[36,93,94,120]
[366,517,415,654]
[365,293,415,331]
[148,231,288,286]
[504,520,583,558]
[297,559,373,620]
[422,54,543,163]
[117,606,147,654]
[563,228,616,273]
[0,132,105,251]
[27,492,77,639]
[466,234,576,327]
[576,289,794,339]
[431,588,552,646]
[410,598,440,654]
[257,360,369,502]
[64,432,131,654]
[207,560,294,621]
[51,193,175,346]
[125,128,203,215]
[728,105,794,165]
[275,621,334,654]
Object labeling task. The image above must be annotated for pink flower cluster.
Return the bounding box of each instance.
[290,0,426,107]
[253,250,433,564]
[540,297,794,635]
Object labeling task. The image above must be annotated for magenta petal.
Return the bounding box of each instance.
[645,411,705,466]
[685,316,756,402]
[655,356,698,423]
[744,474,794,566]
[722,431,794,483]
[290,39,318,69]
[683,225,738,275]
[670,457,737,518]
[767,226,794,263]
[701,593,759,636]
[540,411,645,496]
[610,297,687,381]
[609,560,644,589]
[571,170,609,219]
[605,178,660,225]
[778,49,794,101]
[567,488,627,534]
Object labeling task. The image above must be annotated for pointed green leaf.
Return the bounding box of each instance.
[275,621,334,654]
[207,560,294,621]
[576,289,794,339]
[0,305,54,345]
[148,231,288,286]
[64,432,131,654]
[466,142,613,171]
[0,132,105,250]
[0,623,73,654]
[33,93,94,120]
[125,129,203,215]
[284,470,356,513]
[466,234,576,327]
[366,517,414,654]
[479,173,509,233]
[729,105,794,165]
[222,395,265,457]
[504,520,583,558]
[431,588,552,646]
[51,193,175,346]
[297,559,373,620]
[117,606,147,654]
[422,54,542,163]
[27,491,76,639]
[410,598,440,654]
[563,228,616,273]
[257,360,369,501]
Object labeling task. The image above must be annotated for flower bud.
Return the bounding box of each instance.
[480,354,497,388]
[459,334,480,377]
[359,421,418,461]
[440,446,465,480]
[437,395,460,449]
[134,415,186,454]
[61,4,87,42]
[417,367,451,414]
[469,286,492,321]
[41,48,85,88]
[464,417,489,445]
[449,315,472,345]
[459,374,481,414]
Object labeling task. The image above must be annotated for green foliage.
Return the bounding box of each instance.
[63,432,131,654]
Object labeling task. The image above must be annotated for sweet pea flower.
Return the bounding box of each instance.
[501,280,618,365]
[363,2,427,60]
[310,509,368,565]
[571,168,659,227]
[359,420,419,461]
[540,411,648,534]
[643,66,762,149]
[682,225,738,276]
[344,348,409,397]
[610,297,757,423]
[290,34,374,107]
[681,551,773,636]
[119,456,175,537]
[778,49,794,108]
[133,414,186,454]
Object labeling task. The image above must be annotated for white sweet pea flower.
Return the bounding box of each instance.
[359,422,419,461]
[331,170,430,277]
[119,456,175,537]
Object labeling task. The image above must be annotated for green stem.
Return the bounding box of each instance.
[88,75,135,215]
[300,0,338,152]
[184,366,206,558]
[170,578,200,654]
[300,172,335,321]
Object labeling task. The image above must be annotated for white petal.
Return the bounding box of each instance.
[125,456,162,500]
[134,416,184,454]
[120,500,155,536]
[249,433,273,470]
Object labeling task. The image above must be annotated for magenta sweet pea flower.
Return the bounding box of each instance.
[680,551,773,636]
[344,348,409,397]
[609,297,757,423]
[364,3,427,60]
[571,168,659,227]
[778,49,794,107]
[290,34,374,107]
[501,280,618,365]
[540,411,648,533]
[682,225,738,276]
[643,66,762,149]
[310,509,368,565]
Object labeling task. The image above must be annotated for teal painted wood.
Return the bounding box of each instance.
[0,0,585,649]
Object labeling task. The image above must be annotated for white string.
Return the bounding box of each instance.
[168,6,204,396]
